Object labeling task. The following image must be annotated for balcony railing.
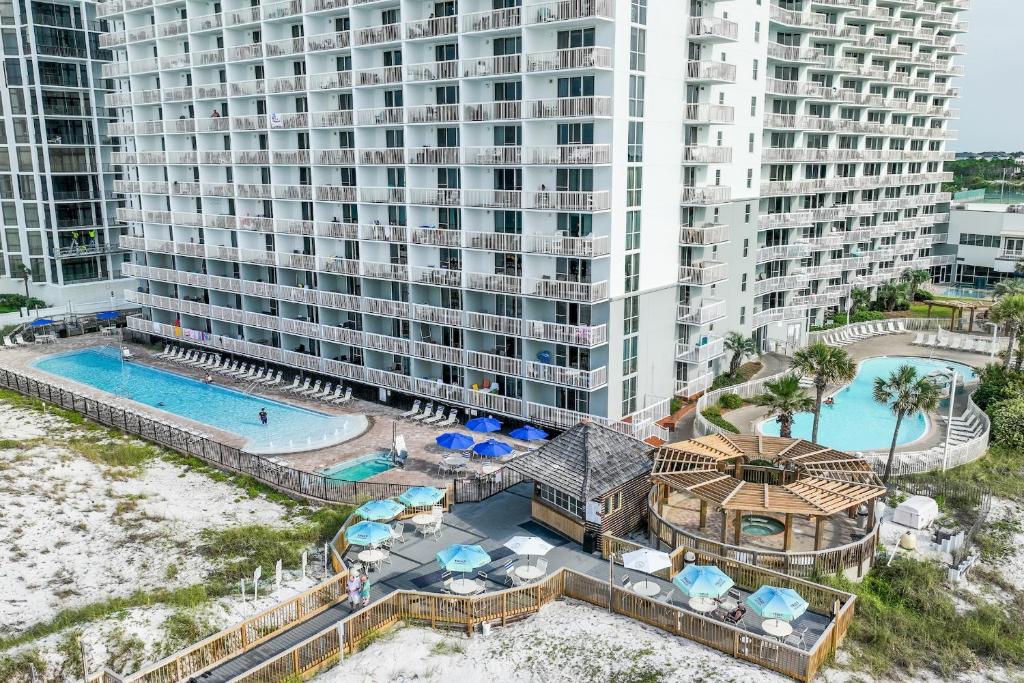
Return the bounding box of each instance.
[675,337,725,364]
[677,299,727,326]
[678,261,728,285]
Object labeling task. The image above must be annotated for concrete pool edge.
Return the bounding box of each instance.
[754,354,979,453]
[29,348,372,457]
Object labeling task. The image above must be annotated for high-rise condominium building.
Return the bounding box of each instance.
[100,0,966,436]
[0,0,129,307]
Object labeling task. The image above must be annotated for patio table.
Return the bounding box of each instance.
[357,549,385,570]
[632,581,660,598]
[689,597,718,613]
[762,619,793,639]
[411,513,436,527]
[449,578,480,595]
[442,456,469,468]
[514,565,544,582]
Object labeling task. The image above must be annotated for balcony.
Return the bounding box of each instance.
[675,336,725,364]
[753,274,804,296]
[526,0,614,24]
[675,372,714,398]
[524,278,609,303]
[463,6,521,32]
[405,60,459,83]
[525,47,613,73]
[756,243,812,263]
[688,16,739,42]
[405,15,458,40]
[681,145,732,164]
[462,55,521,78]
[355,23,401,47]
[677,298,727,325]
[526,190,610,212]
[682,104,734,124]
[686,60,736,83]
[678,261,728,285]
[680,186,731,205]
[679,223,728,245]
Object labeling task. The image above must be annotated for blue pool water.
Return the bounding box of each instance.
[32,348,368,454]
[939,285,994,300]
[759,356,977,451]
[321,452,393,482]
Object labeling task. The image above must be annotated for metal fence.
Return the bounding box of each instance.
[0,368,520,506]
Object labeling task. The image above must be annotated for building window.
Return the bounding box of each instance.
[627,167,642,206]
[745,204,751,223]
[741,273,748,292]
[754,21,761,42]
[751,96,757,116]
[740,307,746,325]
[629,75,645,117]
[538,483,583,518]
[743,238,749,258]
[630,27,646,71]
[627,121,643,162]
[749,133,755,153]
[622,336,638,375]
[624,295,639,334]
[625,210,641,250]
[625,253,639,292]
[630,0,647,24]
[603,491,623,515]
[621,377,637,416]
[747,169,753,188]
[752,59,759,80]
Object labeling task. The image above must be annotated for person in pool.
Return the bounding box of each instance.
[204,373,213,384]
[259,408,268,425]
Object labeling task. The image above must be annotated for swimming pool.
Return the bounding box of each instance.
[759,356,978,452]
[32,348,368,455]
[939,285,994,300]
[321,451,393,482]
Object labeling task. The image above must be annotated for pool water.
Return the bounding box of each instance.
[939,285,994,300]
[321,452,393,481]
[759,356,977,452]
[33,348,368,455]
[742,515,786,537]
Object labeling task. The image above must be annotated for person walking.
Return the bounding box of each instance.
[359,574,372,607]
[259,408,268,425]
[346,573,361,610]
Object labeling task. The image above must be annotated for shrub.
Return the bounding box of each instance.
[851,309,885,323]
[0,293,46,310]
[701,406,739,433]
[990,398,1024,450]
[718,392,743,410]
[915,290,934,301]
[974,364,1024,412]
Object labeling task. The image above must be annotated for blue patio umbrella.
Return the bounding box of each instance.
[398,486,446,507]
[345,520,393,547]
[747,586,809,621]
[436,432,474,451]
[354,499,406,521]
[96,311,118,320]
[30,318,56,327]
[436,544,491,575]
[509,425,549,441]
[672,565,734,599]
[465,416,502,433]
[473,439,513,458]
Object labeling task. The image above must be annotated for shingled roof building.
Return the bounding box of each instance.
[506,421,653,551]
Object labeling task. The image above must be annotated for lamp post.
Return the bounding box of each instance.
[941,367,958,472]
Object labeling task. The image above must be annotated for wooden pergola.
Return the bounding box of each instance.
[651,434,886,551]
[922,298,991,333]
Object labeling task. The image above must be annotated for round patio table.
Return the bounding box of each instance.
[515,565,544,581]
[762,619,793,639]
[357,549,385,569]
[689,597,718,613]
[632,581,660,598]
[449,578,479,595]
[442,455,469,468]
[411,513,436,527]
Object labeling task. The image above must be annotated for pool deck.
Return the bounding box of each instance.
[0,333,529,488]
[715,330,987,454]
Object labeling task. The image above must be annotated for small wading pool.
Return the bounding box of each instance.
[741,515,786,537]
[321,451,393,482]
[32,347,368,455]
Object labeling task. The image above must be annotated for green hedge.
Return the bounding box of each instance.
[718,392,743,410]
[990,398,1024,451]
[701,406,739,433]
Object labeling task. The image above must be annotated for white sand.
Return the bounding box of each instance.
[314,600,788,683]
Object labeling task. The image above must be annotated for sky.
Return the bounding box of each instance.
[954,0,1024,152]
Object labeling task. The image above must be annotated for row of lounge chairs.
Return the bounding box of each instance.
[399,399,460,428]
[824,320,907,346]
[910,333,1000,355]
[1,334,30,349]
[157,345,287,385]
[284,376,353,404]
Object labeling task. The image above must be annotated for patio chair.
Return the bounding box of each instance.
[437,461,453,477]
[436,409,459,428]
[311,382,333,399]
[249,367,266,383]
[290,377,312,394]
[911,333,925,345]
[430,505,444,517]
[156,344,171,358]
[390,522,406,544]
[267,370,284,386]
[660,588,676,605]
[508,571,525,587]
[283,376,301,391]
[534,559,548,575]
[412,402,436,421]
[423,406,447,425]
[923,334,938,347]
[428,518,443,540]
[400,400,422,418]
[186,353,208,367]
[1,336,14,349]
[473,579,486,594]
[502,559,518,585]
[324,385,344,402]
[299,379,323,396]
[784,626,810,648]
[226,362,248,377]
[723,604,747,624]
[620,575,632,591]
[219,361,238,375]
[333,387,353,404]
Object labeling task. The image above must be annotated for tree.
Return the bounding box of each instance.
[755,374,814,439]
[790,343,856,443]
[994,278,1024,298]
[876,283,905,312]
[849,288,870,316]
[900,268,930,302]
[724,332,756,376]
[872,364,940,483]
[990,294,1024,369]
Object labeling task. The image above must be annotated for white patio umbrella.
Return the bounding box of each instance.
[503,535,554,566]
[621,549,672,574]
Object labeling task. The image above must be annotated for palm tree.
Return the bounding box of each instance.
[756,375,814,439]
[900,268,930,303]
[724,332,756,376]
[849,287,870,317]
[990,294,1024,369]
[872,365,940,483]
[994,279,1024,298]
[877,283,902,312]
[790,343,856,443]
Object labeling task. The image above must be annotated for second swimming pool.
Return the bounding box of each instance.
[759,356,977,452]
[32,348,368,455]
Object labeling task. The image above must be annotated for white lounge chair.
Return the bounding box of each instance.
[219,360,238,375]
[911,333,925,345]
[400,400,422,418]
[250,368,267,383]
[947,337,963,351]
[262,370,283,386]
[3,337,16,349]
[333,387,353,404]
[412,402,436,421]
[187,353,209,367]
[436,409,459,429]
[228,363,251,378]
[895,320,907,333]
[156,344,172,359]
[311,382,333,400]
[176,349,193,364]
[298,379,323,396]
[323,385,344,402]
[244,366,262,381]
[923,334,939,348]
[423,406,447,425]
[284,376,302,392]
